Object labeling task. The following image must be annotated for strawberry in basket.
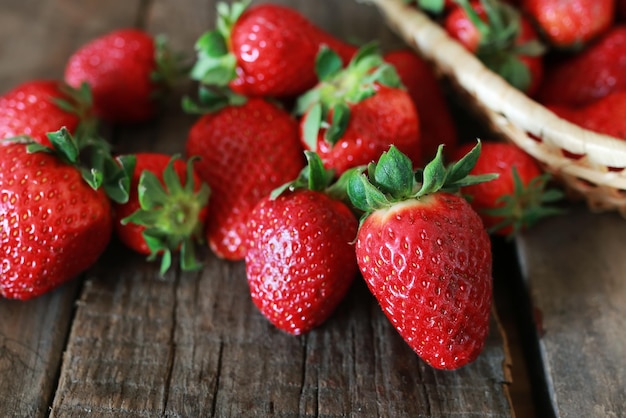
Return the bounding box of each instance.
[547,92,626,141]
[537,26,626,108]
[521,0,614,48]
[444,0,545,95]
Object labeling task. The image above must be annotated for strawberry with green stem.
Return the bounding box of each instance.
[114,153,210,275]
[451,141,564,236]
[245,151,359,335]
[0,79,138,205]
[0,80,94,147]
[190,1,357,99]
[346,142,496,369]
[296,43,421,176]
[445,0,545,95]
[1,129,113,300]
[65,28,183,124]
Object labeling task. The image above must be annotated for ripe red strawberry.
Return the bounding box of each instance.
[296,44,420,175]
[451,141,563,235]
[536,26,626,107]
[245,152,359,335]
[186,97,305,260]
[410,0,521,14]
[65,28,179,123]
[0,131,112,300]
[113,153,210,274]
[190,1,357,98]
[548,92,626,140]
[0,80,89,146]
[444,0,545,95]
[522,0,615,48]
[384,49,458,163]
[346,144,495,369]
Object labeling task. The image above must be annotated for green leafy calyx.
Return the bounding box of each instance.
[454,0,546,92]
[271,151,359,205]
[122,155,211,275]
[55,83,136,204]
[270,151,335,199]
[295,43,402,150]
[346,141,497,218]
[181,85,248,115]
[151,34,190,98]
[189,1,250,86]
[484,168,564,236]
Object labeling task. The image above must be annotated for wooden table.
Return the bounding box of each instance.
[1,0,625,417]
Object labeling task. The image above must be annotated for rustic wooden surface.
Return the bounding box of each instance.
[2,0,625,417]
[0,0,515,417]
[517,205,626,418]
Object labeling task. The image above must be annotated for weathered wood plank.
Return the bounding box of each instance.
[0,285,80,417]
[47,0,514,416]
[54,251,513,417]
[0,1,142,417]
[516,205,626,418]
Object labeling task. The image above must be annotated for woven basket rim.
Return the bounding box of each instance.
[363,0,626,171]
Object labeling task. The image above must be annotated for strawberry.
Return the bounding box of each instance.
[547,92,626,140]
[346,144,495,369]
[190,1,357,98]
[0,130,112,300]
[64,28,180,123]
[245,152,359,335]
[450,141,563,235]
[0,80,90,146]
[113,153,210,274]
[186,97,305,260]
[384,49,458,163]
[295,44,420,176]
[0,80,135,205]
[536,26,626,108]
[444,0,545,95]
[409,0,520,14]
[522,0,615,48]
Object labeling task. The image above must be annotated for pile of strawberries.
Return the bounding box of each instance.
[412,0,626,139]
[0,1,567,370]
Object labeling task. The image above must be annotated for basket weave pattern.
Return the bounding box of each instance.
[365,0,626,218]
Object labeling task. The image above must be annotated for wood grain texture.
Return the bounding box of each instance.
[53,247,513,417]
[517,205,626,418]
[1,0,515,416]
[0,284,80,417]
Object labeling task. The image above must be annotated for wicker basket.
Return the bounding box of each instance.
[363,0,626,218]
